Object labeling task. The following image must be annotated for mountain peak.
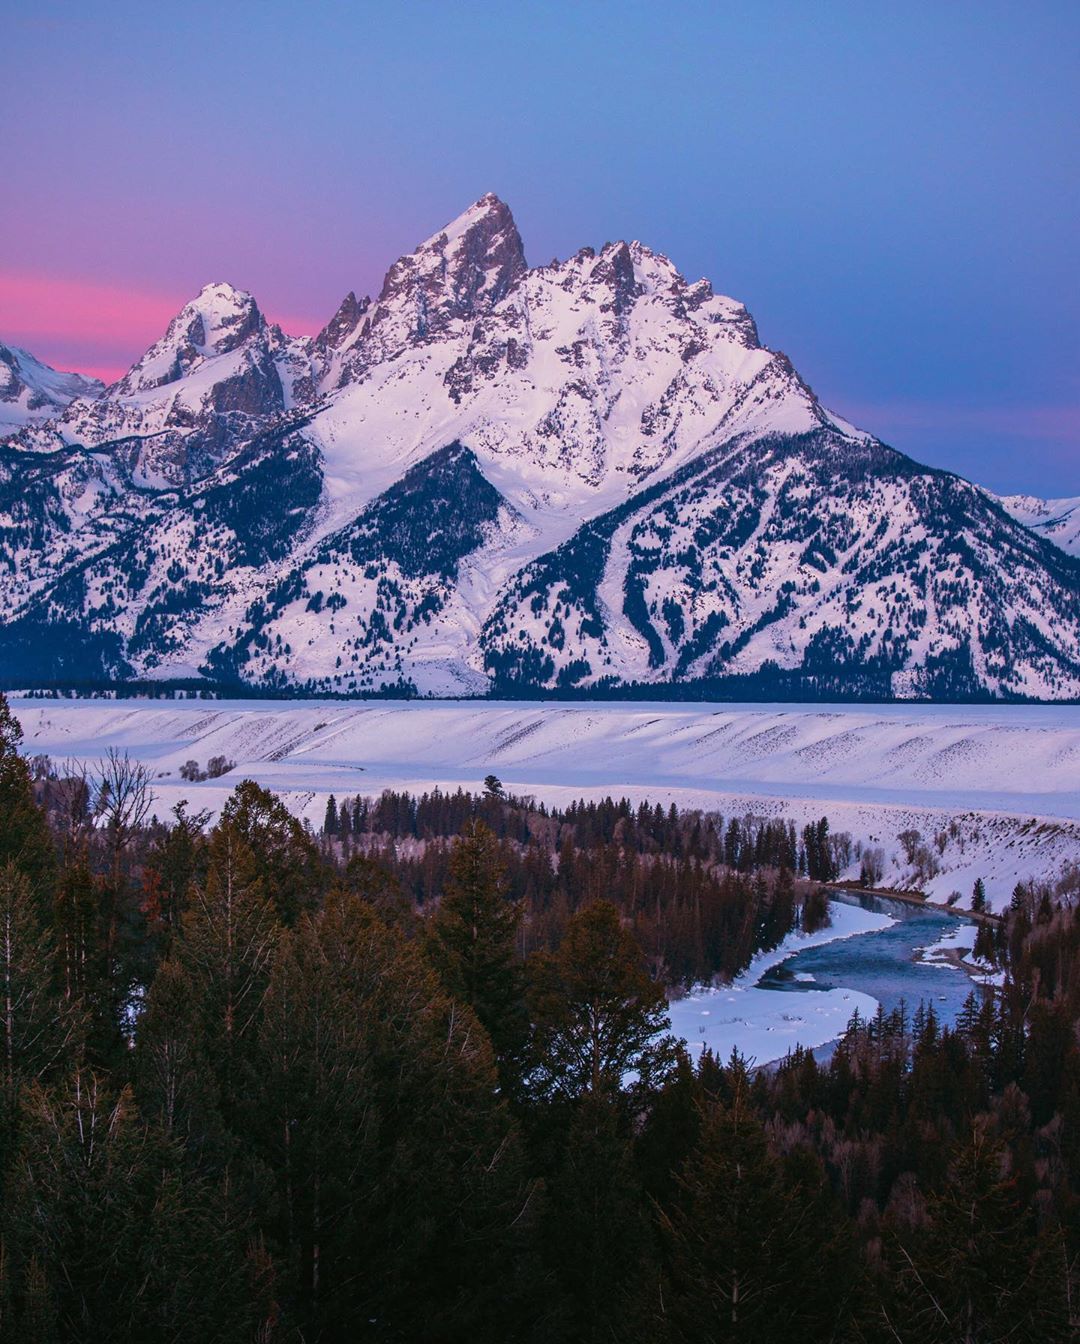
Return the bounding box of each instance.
[0,343,104,431]
[315,290,370,352]
[115,281,266,392]
[182,282,264,349]
[369,194,527,348]
[419,191,518,249]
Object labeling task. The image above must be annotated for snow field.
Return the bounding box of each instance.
[13,697,1080,913]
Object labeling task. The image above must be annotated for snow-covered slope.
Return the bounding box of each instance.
[2,194,1079,699]
[13,697,1080,911]
[998,493,1080,559]
[0,344,103,431]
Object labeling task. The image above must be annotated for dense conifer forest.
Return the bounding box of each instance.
[0,691,1078,1340]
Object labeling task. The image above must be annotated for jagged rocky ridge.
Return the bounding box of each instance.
[2,194,1079,699]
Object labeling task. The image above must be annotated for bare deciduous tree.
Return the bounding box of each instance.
[92,749,155,956]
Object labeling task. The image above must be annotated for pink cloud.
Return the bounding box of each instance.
[0,270,324,379]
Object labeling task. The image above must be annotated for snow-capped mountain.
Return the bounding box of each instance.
[997,494,1080,559]
[0,344,104,432]
[2,194,1079,700]
[10,282,313,486]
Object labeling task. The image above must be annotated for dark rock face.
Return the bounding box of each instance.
[315,292,371,351]
[593,241,644,316]
[0,344,104,423]
[0,348,23,399]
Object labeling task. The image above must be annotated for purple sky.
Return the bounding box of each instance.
[3,1,1077,495]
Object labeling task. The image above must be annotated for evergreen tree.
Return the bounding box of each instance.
[0,864,84,1171]
[144,800,209,940]
[427,820,528,1091]
[886,1119,1066,1341]
[0,1072,269,1344]
[218,780,325,924]
[660,1082,847,1343]
[252,890,538,1340]
[163,807,282,1141]
[528,900,676,1102]
[542,1092,662,1343]
[0,694,54,904]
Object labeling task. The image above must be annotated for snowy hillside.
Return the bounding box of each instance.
[999,493,1080,559]
[3,194,1080,699]
[13,697,1080,912]
[0,344,103,431]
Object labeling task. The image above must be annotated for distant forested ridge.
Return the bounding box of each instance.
[0,693,1078,1340]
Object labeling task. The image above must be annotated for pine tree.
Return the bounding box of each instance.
[167,809,282,1138]
[218,780,326,924]
[660,1081,845,1342]
[251,890,538,1340]
[0,864,84,1169]
[427,820,528,1091]
[144,800,210,939]
[134,957,211,1144]
[528,899,676,1102]
[886,1118,1067,1341]
[0,694,54,904]
[543,1091,662,1343]
[0,1072,265,1343]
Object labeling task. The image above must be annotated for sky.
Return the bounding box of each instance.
[2,0,1077,495]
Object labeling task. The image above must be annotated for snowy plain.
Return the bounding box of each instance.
[12,697,1080,913]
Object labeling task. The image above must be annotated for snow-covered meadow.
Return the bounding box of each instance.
[12,697,1080,913]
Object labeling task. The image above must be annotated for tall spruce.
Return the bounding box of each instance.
[527,899,676,1102]
[0,864,84,1172]
[660,1074,846,1343]
[0,694,54,904]
[0,1072,269,1344]
[251,889,539,1340]
[427,820,528,1092]
[542,1092,662,1344]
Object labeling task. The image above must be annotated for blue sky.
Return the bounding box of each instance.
[2,0,1077,493]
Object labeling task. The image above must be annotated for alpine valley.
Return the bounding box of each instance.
[3,194,1079,700]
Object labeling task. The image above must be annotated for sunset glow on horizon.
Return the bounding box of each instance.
[0,269,326,384]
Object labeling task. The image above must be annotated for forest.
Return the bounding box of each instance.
[0,691,1078,1341]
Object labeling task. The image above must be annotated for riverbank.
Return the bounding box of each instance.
[829,881,1002,925]
[667,890,996,1067]
[14,696,1078,913]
